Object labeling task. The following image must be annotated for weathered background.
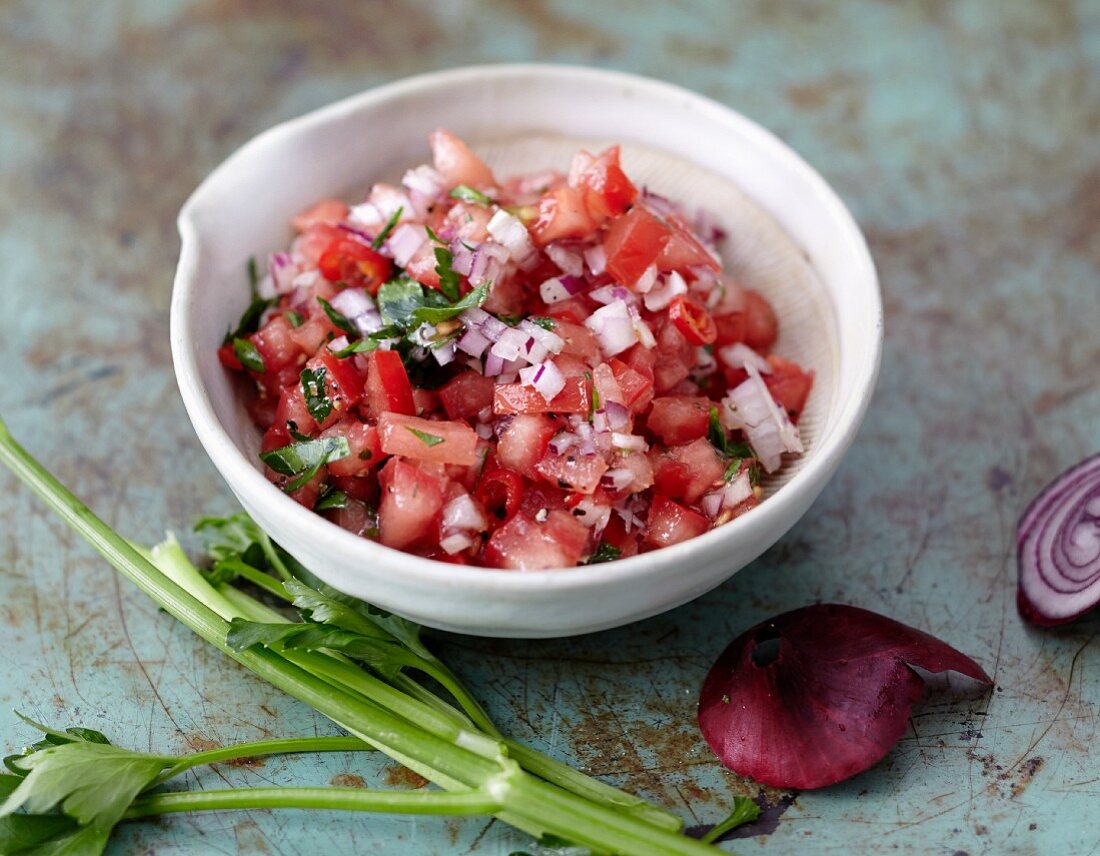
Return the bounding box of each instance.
[2,1,1099,853]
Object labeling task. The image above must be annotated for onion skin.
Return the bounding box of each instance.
[1017,453,1100,627]
[697,604,992,790]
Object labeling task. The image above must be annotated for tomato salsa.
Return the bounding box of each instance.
[220,130,814,569]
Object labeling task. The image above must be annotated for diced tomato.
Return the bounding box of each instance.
[287,465,327,510]
[497,414,557,479]
[273,382,318,436]
[552,320,602,365]
[404,239,442,290]
[609,357,654,413]
[668,296,717,346]
[377,412,479,466]
[329,474,379,505]
[599,513,641,559]
[531,186,599,246]
[544,297,593,325]
[317,238,392,294]
[377,458,444,550]
[764,355,814,420]
[591,362,625,407]
[218,342,243,371]
[650,438,725,504]
[474,461,524,527]
[657,216,720,273]
[713,310,747,347]
[287,314,339,356]
[439,371,495,421]
[646,396,713,446]
[653,320,694,394]
[298,352,361,430]
[323,496,374,536]
[365,351,415,418]
[644,495,710,549]
[445,202,494,243]
[251,316,305,373]
[291,198,349,232]
[535,450,609,495]
[294,223,345,266]
[484,510,589,570]
[570,145,638,222]
[602,208,671,285]
[324,420,384,478]
[493,376,590,415]
[430,127,496,189]
[743,290,779,352]
[612,450,655,494]
[246,393,278,431]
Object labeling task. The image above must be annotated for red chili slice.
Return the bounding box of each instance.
[668,295,717,346]
[318,238,393,294]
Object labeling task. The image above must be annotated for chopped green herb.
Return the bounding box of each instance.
[285,310,304,328]
[300,367,333,424]
[376,277,489,329]
[406,426,444,447]
[316,297,359,336]
[529,316,556,331]
[224,295,274,344]
[584,542,622,564]
[449,185,493,206]
[314,487,348,511]
[259,435,351,493]
[377,277,429,327]
[434,246,461,302]
[286,421,311,443]
[498,313,523,326]
[412,281,489,325]
[247,256,259,296]
[371,206,403,249]
[232,337,265,373]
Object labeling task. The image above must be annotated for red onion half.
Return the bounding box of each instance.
[698,604,991,790]
[1017,453,1100,626]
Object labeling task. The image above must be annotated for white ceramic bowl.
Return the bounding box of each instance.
[172,64,881,638]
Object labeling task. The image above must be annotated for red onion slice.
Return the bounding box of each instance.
[1017,453,1100,626]
[698,604,992,790]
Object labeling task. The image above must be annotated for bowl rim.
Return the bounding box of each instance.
[172,62,882,594]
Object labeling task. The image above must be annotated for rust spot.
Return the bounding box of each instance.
[330,772,366,788]
[1007,756,1045,798]
[985,465,1012,493]
[383,764,429,789]
[184,734,220,752]
[226,754,266,768]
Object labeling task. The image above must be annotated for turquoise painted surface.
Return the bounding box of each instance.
[2,1,1099,853]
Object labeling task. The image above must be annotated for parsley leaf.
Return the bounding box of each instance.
[699,796,762,844]
[314,487,348,511]
[449,185,492,206]
[709,406,760,485]
[316,297,358,336]
[0,718,170,829]
[411,281,489,325]
[371,206,403,249]
[433,244,461,302]
[584,542,621,564]
[258,435,351,493]
[377,277,429,327]
[232,337,265,373]
[330,326,402,358]
[300,367,333,424]
[529,316,556,331]
[0,813,109,855]
[223,257,274,344]
[406,426,444,447]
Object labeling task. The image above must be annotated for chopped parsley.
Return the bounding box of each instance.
[585,542,622,564]
[371,206,403,249]
[710,406,760,485]
[376,276,489,328]
[449,185,492,206]
[317,297,358,336]
[224,256,274,344]
[314,487,349,511]
[300,367,332,424]
[529,316,556,331]
[406,426,444,447]
[259,435,350,493]
[426,228,461,302]
[232,337,265,373]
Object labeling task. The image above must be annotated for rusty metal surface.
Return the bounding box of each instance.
[1,1,1099,853]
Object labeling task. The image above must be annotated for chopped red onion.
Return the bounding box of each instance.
[546,243,583,277]
[719,342,773,374]
[269,252,298,294]
[547,432,576,455]
[471,241,509,287]
[585,300,639,357]
[634,263,658,295]
[693,206,727,248]
[388,223,428,267]
[432,340,457,366]
[337,223,375,244]
[603,400,631,432]
[723,470,754,508]
[451,240,477,276]
[355,310,384,337]
[722,365,803,472]
[601,468,634,492]
[560,275,587,295]
[402,164,445,199]
[490,327,531,362]
[643,270,688,311]
[692,346,718,377]
[328,335,349,353]
[591,409,611,433]
[517,319,565,354]
[611,432,647,452]
[540,277,572,304]
[589,285,636,306]
[330,287,375,321]
[584,244,607,276]
[570,498,612,531]
[700,492,723,518]
[474,421,494,440]
[442,493,488,533]
[519,359,565,402]
[483,352,506,376]
[439,533,475,555]
[462,307,508,342]
[487,210,535,262]
[568,149,596,184]
[457,326,491,359]
[641,188,681,219]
